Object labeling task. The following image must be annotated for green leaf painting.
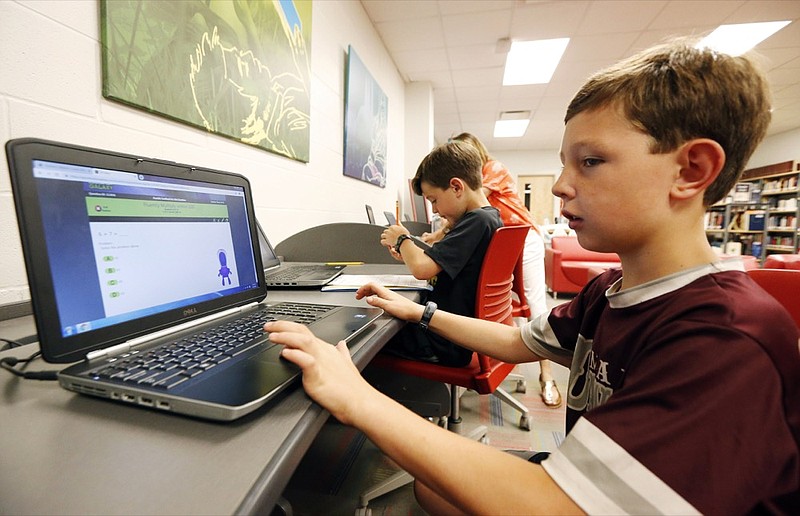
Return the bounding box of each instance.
[101,0,312,162]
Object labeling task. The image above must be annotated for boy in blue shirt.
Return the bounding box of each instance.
[379,140,502,366]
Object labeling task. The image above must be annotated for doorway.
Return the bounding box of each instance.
[517,175,555,225]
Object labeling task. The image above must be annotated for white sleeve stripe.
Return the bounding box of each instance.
[542,449,628,515]
[543,419,700,515]
[521,315,573,365]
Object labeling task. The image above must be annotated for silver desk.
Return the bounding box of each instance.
[0,266,416,515]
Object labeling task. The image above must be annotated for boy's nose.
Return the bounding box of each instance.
[551,172,567,197]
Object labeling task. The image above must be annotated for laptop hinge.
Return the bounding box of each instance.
[84,302,259,362]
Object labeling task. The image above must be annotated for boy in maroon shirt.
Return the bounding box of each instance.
[268,39,799,514]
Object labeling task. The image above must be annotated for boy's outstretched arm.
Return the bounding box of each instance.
[267,321,582,515]
[355,282,541,363]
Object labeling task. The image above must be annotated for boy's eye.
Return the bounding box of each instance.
[582,157,603,167]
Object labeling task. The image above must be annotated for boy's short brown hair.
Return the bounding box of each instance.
[565,38,772,206]
[412,141,483,195]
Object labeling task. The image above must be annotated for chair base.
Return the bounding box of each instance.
[493,386,531,431]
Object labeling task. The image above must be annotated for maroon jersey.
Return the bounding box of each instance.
[522,260,800,514]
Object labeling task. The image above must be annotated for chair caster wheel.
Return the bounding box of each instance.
[519,414,531,431]
[515,380,527,393]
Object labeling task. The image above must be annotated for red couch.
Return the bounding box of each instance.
[763,254,800,270]
[545,236,621,296]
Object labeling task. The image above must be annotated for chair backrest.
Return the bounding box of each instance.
[474,225,530,374]
[763,253,800,270]
[474,225,530,325]
[747,269,800,329]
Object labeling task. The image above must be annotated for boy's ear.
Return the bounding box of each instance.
[671,138,725,201]
[449,177,465,194]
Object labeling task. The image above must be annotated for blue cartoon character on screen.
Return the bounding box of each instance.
[218,249,232,285]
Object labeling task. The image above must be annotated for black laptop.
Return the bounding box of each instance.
[257,221,345,287]
[5,138,383,421]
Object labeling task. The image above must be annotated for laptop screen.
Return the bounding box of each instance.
[256,220,282,270]
[7,139,266,362]
[33,158,259,335]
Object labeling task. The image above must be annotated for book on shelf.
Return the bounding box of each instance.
[321,274,432,292]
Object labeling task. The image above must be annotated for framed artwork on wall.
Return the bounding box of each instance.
[343,45,388,187]
[100,0,312,162]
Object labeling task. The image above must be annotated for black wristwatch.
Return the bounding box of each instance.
[419,301,437,331]
[394,234,412,255]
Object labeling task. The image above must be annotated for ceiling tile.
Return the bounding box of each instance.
[447,43,507,70]
[576,1,668,35]
[361,0,440,22]
[510,1,590,39]
[441,10,513,46]
[374,18,445,52]
[649,1,742,29]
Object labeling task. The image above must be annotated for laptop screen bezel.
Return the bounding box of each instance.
[6,138,267,363]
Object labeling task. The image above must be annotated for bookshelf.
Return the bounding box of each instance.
[705,160,799,262]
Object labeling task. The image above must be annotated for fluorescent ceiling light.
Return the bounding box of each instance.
[503,38,569,85]
[494,119,530,138]
[698,21,790,56]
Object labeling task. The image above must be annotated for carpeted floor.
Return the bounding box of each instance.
[282,359,569,515]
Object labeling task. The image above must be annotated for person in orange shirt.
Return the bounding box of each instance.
[423,132,562,408]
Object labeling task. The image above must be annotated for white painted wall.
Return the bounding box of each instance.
[748,127,800,169]
[0,0,406,305]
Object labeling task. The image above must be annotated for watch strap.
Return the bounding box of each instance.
[419,301,437,331]
[394,234,411,255]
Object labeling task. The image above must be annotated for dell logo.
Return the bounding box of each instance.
[183,307,198,317]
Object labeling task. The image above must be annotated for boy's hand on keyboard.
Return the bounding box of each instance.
[265,321,374,425]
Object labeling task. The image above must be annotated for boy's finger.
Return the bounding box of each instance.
[264,320,310,335]
[335,340,350,358]
[279,347,315,369]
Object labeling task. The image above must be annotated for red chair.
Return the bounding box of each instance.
[747,269,800,329]
[545,236,621,297]
[370,225,533,432]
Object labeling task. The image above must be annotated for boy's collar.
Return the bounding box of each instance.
[606,258,745,308]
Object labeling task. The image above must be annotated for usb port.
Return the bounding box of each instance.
[122,393,135,402]
[156,400,171,410]
[139,397,154,407]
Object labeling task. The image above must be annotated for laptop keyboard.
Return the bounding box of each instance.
[89,302,335,389]
[266,265,326,281]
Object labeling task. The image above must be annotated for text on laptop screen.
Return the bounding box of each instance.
[31,159,259,338]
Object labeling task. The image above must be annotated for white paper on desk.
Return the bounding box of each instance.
[321,274,432,291]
